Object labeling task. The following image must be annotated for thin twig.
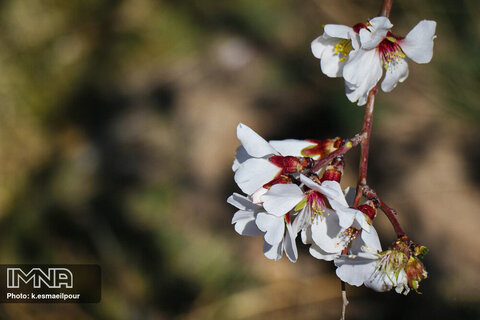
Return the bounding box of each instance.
[362,185,406,237]
[353,87,377,207]
[311,134,364,172]
[340,281,349,320]
[379,0,393,17]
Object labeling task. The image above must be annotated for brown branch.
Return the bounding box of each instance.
[379,0,394,17]
[311,134,364,172]
[353,87,377,207]
[362,185,405,237]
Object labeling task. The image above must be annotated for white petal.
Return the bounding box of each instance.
[262,184,304,217]
[269,139,316,157]
[234,158,281,195]
[400,20,436,64]
[394,271,410,295]
[292,207,309,234]
[237,123,278,158]
[299,175,345,203]
[232,211,263,236]
[349,31,360,50]
[318,180,349,207]
[256,212,285,245]
[309,243,339,261]
[360,17,392,49]
[343,49,383,106]
[346,81,369,106]
[284,223,298,262]
[348,227,382,255]
[301,225,313,244]
[311,36,346,78]
[381,58,409,92]
[232,210,255,224]
[310,212,343,253]
[334,207,357,230]
[232,146,250,171]
[227,193,261,211]
[311,35,331,59]
[335,256,378,286]
[365,273,393,292]
[352,211,371,232]
[321,48,349,78]
[355,211,373,233]
[369,17,394,30]
[324,24,352,39]
[299,174,321,190]
[361,226,382,252]
[251,187,268,204]
[263,241,283,261]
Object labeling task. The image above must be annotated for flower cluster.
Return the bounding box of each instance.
[312,16,436,105]
[228,12,435,299]
[228,124,428,294]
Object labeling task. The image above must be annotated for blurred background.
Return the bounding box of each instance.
[0,0,479,319]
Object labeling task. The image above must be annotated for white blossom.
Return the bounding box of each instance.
[233,123,315,196]
[227,192,298,262]
[311,24,360,77]
[344,17,436,105]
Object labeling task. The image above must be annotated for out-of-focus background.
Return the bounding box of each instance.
[0,0,479,319]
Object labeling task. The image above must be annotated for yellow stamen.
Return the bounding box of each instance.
[333,39,353,62]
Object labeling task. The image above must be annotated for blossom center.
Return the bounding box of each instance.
[333,39,353,62]
[378,32,406,69]
[372,249,408,285]
[337,227,360,247]
[293,191,326,230]
[307,191,326,218]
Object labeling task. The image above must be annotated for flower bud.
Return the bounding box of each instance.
[301,137,342,158]
[357,200,378,223]
[320,156,345,182]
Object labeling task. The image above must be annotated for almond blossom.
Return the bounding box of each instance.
[344,17,436,105]
[311,24,361,77]
[228,193,263,237]
[233,123,341,200]
[255,207,298,262]
[259,174,371,261]
[299,176,372,260]
[334,237,428,294]
[227,192,298,262]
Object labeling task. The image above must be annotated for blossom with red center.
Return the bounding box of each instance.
[233,123,317,196]
[344,16,436,105]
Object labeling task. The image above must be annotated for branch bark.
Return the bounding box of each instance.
[311,134,364,172]
[362,185,405,237]
[379,0,393,17]
[353,87,377,207]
